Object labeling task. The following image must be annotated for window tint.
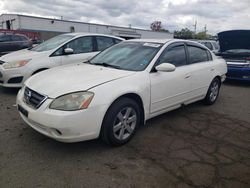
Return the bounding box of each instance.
[203,42,213,50]
[12,35,22,41]
[157,45,187,67]
[0,35,12,42]
[114,38,122,44]
[52,47,64,56]
[65,36,93,54]
[188,46,208,64]
[96,36,114,51]
[20,36,28,41]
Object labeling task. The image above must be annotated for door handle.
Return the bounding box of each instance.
[211,68,215,71]
[185,74,191,79]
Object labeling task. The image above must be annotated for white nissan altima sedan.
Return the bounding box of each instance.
[16,39,227,146]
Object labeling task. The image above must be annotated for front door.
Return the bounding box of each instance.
[60,36,98,65]
[150,43,192,114]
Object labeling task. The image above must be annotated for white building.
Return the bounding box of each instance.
[0,14,173,40]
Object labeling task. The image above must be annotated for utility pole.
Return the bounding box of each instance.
[193,20,197,34]
[204,24,208,34]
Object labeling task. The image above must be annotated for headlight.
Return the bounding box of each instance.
[3,59,31,69]
[50,91,94,111]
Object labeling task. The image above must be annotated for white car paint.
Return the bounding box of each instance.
[0,33,124,87]
[198,40,220,54]
[16,39,227,143]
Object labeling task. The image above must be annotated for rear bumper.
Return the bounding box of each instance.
[226,66,250,81]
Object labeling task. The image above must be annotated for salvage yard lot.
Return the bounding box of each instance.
[0,82,249,188]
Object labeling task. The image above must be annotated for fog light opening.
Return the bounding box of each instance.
[55,129,62,135]
[51,128,62,136]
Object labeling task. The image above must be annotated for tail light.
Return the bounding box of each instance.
[246,57,250,66]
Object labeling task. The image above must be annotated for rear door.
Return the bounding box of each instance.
[150,42,192,114]
[11,35,23,51]
[186,43,214,99]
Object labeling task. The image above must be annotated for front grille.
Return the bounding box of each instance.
[23,87,47,109]
[0,60,5,65]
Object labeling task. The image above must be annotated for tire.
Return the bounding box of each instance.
[101,98,141,146]
[203,77,221,105]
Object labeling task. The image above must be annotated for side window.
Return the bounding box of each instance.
[0,35,12,42]
[20,36,28,41]
[52,47,64,56]
[204,42,213,50]
[157,45,187,67]
[188,46,208,64]
[96,36,114,51]
[114,38,122,44]
[65,36,93,54]
[12,35,21,41]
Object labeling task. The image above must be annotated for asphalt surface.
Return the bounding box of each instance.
[0,81,249,188]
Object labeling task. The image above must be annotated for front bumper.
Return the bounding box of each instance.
[226,66,250,81]
[0,66,28,88]
[16,88,107,142]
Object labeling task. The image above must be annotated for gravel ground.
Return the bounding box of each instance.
[0,81,249,188]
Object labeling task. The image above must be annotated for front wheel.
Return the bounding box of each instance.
[203,77,221,105]
[101,98,141,146]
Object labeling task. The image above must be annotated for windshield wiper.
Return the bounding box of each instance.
[93,62,121,69]
[83,60,91,64]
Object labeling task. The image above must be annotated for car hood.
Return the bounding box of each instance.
[0,49,50,62]
[25,63,135,98]
[218,30,250,53]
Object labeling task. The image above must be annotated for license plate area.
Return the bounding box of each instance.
[18,105,29,117]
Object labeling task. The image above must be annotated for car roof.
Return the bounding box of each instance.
[0,33,28,37]
[63,32,124,40]
[125,38,199,45]
[127,38,173,44]
[198,40,217,43]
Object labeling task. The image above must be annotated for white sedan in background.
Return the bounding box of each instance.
[17,39,227,146]
[0,33,123,87]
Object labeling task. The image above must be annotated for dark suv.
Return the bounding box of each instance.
[0,34,32,56]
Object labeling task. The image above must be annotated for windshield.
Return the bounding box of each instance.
[30,35,74,52]
[90,42,163,71]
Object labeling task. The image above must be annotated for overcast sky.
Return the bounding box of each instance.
[0,0,250,34]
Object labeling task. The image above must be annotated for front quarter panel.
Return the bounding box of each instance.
[89,71,151,124]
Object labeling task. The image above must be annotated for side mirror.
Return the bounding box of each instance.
[64,48,74,55]
[155,63,176,72]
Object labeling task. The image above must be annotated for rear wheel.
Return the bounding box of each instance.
[101,98,140,146]
[204,77,221,105]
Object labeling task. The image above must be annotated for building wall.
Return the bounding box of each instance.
[0,14,19,30]
[0,14,173,40]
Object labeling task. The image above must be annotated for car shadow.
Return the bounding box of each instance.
[0,86,20,95]
[223,80,250,87]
